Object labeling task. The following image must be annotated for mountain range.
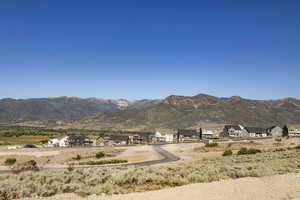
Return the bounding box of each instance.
[0,97,160,123]
[1,94,300,131]
[60,94,300,131]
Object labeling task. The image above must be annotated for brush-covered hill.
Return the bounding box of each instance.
[0,97,160,123]
[68,94,300,130]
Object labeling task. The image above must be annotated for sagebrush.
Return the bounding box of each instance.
[0,149,299,199]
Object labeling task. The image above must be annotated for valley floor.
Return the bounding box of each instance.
[23,173,300,200]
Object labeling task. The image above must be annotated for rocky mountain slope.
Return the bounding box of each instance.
[0,97,160,123]
[69,94,300,130]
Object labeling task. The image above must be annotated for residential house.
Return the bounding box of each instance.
[177,129,200,142]
[244,127,268,137]
[287,125,300,136]
[59,136,69,147]
[222,125,248,137]
[153,131,174,143]
[48,137,61,147]
[67,136,92,147]
[129,133,153,144]
[91,136,106,147]
[107,135,129,145]
[266,126,283,137]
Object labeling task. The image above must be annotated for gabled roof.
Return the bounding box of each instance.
[68,136,90,141]
[266,125,283,131]
[245,127,267,133]
[107,135,129,141]
[224,125,241,131]
[177,129,198,136]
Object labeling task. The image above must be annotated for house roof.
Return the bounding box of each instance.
[177,129,198,136]
[224,125,241,131]
[266,125,283,131]
[107,135,129,141]
[68,136,90,141]
[245,127,267,133]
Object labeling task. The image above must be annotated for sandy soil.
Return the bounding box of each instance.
[23,173,300,200]
[0,145,162,169]
[0,146,123,168]
[115,145,163,163]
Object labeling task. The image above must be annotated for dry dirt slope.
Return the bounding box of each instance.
[24,173,300,200]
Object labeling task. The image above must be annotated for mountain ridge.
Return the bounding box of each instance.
[62,93,300,131]
[0,96,161,123]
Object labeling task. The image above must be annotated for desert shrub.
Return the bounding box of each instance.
[67,164,74,172]
[1,149,300,199]
[237,147,248,155]
[95,151,105,159]
[12,160,39,173]
[238,147,261,155]
[0,190,17,200]
[295,145,300,149]
[247,148,262,154]
[78,159,127,165]
[72,154,81,160]
[273,148,286,152]
[205,142,218,147]
[4,158,16,166]
[222,149,233,156]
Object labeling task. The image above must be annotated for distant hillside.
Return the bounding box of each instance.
[67,94,300,130]
[0,97,160,123]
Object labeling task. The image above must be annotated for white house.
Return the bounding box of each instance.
[202,130,214,139]
[58,136,69,147]
[154,131,174,143]
[164,133,174,142]
[48,137,61,147]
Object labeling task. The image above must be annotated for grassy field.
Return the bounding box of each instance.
[0,148,299,199]
[0,136,50,145]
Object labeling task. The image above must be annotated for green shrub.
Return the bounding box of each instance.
[273,148,286,152]
[247,148,262,154]
[78,159,127,165]
[4,158,16,166]
[205,142,218,147]
[237,147,248,155]
[72,154,81,160]
[222,149,233,156]
[238,147,262,155]
[95,151,105,159]
[1,150,300,199]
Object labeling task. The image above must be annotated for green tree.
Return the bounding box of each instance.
[282,125,289,137]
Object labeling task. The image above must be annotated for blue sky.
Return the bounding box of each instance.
[0,0,300,100]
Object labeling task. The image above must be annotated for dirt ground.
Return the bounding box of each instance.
[0,145,161,170]
[22,173,300,200]
[163,137,300,162]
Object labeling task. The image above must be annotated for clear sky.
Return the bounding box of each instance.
[1,0,300,100]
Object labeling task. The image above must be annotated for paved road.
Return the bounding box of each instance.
[0,145,180,174]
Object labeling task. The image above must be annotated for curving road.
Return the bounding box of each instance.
[0,145,180,174]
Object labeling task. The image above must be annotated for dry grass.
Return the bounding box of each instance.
[0,149,299,199]
[0,147,124,168]
[0,136,49,145]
